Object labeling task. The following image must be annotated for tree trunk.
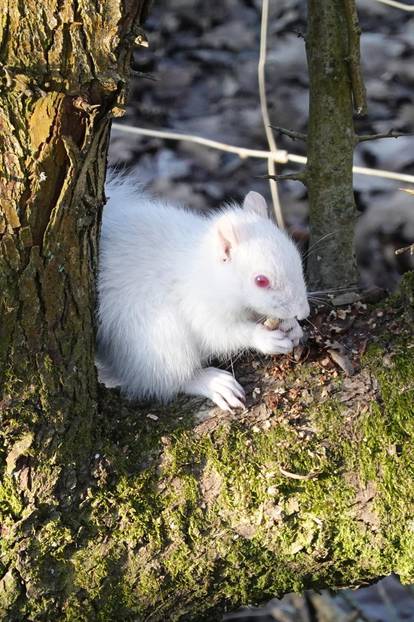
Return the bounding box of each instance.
[305,0,360,290]
[0,0,150,615]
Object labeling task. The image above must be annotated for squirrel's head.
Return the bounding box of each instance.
[213,191,310,321]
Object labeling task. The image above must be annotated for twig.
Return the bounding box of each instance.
[258,0,285,228]
[134,32,149,48]
[130,69,158,81]
[356,129,412,143]
[110,124,414,185]
[343,0,367,116]
[288,150,414,183]
[267,172,308,184]
[395,243,414,256]
[285,29,306,40]
[111,124,289,163]
[270,125,307,141]
[372,0,414,10]
[279,466,320,480]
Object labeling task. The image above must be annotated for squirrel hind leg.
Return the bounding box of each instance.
[183,367,246,412]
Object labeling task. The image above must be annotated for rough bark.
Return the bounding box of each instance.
[0,0,150,615]
[305,0,360,290]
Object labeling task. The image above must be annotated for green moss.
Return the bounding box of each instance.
[362,343,414,582]
[76,334,413,618]
[0,474,23,518]
[37,517,73,558]
[2,280,414,620]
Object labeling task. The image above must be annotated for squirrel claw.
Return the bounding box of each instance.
[212,392,245,412]
[184,367,246,411]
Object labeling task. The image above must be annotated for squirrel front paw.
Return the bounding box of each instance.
[183,367,246,411]
[279,318,304,346]
[252,326,294,355]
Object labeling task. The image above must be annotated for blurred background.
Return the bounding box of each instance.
[108,0,414,291]
[107,2,414,618]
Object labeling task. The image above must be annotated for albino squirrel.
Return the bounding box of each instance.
[96,175,310,411]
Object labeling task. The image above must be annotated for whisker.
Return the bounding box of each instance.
[304,316,323,334]
[303,231,338,261]
[308,285,359,296]
[308,296,333,307]
[308,295,333,303]
[223,350,247,372]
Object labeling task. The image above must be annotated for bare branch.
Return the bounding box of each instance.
[395,244,414,256]
[356,129,413,143]
[270,125,307,141]
[266,171,308,184]
[286,29,306,40]
[343,0,367,116]
[130,69,158,81]
[258,0,284,227]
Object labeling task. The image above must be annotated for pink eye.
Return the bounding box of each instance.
[254,274,270,288]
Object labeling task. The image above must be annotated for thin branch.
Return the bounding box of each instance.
[343,0,367,116]
[395,243,414,256]
[267,172,308,184]
[258,0,285,228]
[270,125,307,141]
[349,165,414,184]
[111,124,289,163]
[130,69,158,81]
[356,129,413,143]
[286,29,306,40]
[110,123,414,185]
[279,466,320,480]
[372,0,414,10]
[288,150,414,183]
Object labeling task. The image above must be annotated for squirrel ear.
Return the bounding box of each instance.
[216,216,239,262]
[243,191,269,219]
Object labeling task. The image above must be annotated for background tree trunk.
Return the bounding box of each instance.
[0,0,150,614]
[305,0,360,290]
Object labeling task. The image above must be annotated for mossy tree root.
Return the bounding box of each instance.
[2,281,414,621]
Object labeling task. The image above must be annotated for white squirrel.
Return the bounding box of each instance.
[96,175,310,411]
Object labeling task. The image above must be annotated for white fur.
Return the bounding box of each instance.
[96,175,310,410]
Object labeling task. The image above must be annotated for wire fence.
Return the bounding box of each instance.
[112,0,414,223]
